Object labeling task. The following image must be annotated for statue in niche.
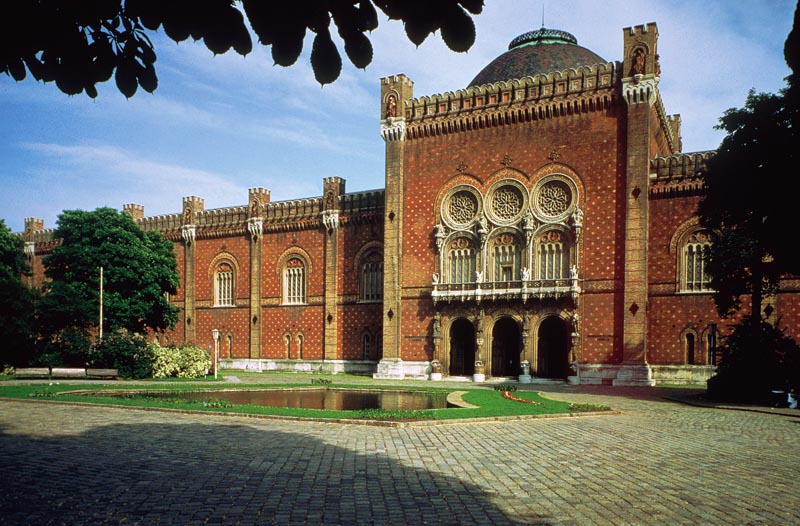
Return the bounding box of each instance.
[385,94,397,118]
[632,47,646,75]
[250,198,260,218]
[325,190,335,210]
[571,206,584,227]
[432,273,439,284]
[522,212,534,231]
[521,267,530,281]
[433,312,441,338]
[475,270,484,283]
[569,265,578,280]
[183,204,192,225]
[477,216,488,238]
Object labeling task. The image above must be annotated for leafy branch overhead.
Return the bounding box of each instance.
[0,0,483,98]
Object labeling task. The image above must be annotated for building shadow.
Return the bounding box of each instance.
[0,419,553,525]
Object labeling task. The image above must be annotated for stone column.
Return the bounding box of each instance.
[374,74,413,379]
[181,196,203,344]
[248,188,269,359]
[322,177,345,361]
[616,23,659,386]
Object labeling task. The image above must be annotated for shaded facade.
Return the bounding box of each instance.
[20,23,800,384]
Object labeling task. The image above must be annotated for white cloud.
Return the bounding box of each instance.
[18,142,247,218]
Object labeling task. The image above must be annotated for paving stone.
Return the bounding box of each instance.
[0,385,798,525]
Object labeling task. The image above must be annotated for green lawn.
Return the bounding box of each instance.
[0,380,612,422]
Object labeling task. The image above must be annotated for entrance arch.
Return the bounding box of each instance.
[537,316,570,379]
[491,317,521,377]
[449,318,475,376]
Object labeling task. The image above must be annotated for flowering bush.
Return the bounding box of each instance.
[151,343,180,378]
[175,345,210,378]
[151,343,209,378]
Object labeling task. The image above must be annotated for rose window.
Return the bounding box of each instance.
[491,186,523,221]
[538,181,571,217]
[447,191,478,225]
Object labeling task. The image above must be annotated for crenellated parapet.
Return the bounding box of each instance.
[138,213,183,238]
[402,62,619,139]
[650,151,715,197]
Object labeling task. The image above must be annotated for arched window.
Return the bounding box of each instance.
[284,333,292,358]
[685,332,696,365]
[537,231,570,280]
[360,252,383,302]
[362,333,371,360]
[682,231,711,292]
[492,233,521,282]
[214,262,234,306]
[226,333,233,358]
[283,257,306,304]
[448,237,476,283]
[297,334,304,359]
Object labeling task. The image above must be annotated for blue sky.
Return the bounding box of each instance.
[1,0,795,233]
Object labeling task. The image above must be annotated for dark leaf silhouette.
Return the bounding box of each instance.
[1,0,483,96]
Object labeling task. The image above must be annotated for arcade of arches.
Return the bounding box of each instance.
[439,313,572,379]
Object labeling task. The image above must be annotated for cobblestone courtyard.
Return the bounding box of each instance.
[1,385,798,525]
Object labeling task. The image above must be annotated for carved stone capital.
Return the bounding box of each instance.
[247,218,263,239]
[623,76,657,106]
[380,117,406,142]
[181,225,196,244]
[321,210,340,232]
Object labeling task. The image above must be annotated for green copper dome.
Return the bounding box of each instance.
[469,27,605,87]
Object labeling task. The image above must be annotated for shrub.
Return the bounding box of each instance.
[174,345,210,378]
[708,319,800,402]
[91,330,154,379]
[150,343,209,378]
[493,383,518,392]
[151,343,181,378]
[38,328,92,367]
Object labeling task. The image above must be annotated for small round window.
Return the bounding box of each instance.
[442,186,482,229]
[532,175,577,222]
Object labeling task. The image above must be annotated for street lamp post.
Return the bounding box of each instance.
[212,328,220,379]
[708,323,717,366]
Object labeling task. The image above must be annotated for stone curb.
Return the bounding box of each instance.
[0,396,621,428]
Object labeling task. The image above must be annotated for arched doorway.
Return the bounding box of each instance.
[537,317,569,379]
[491,317,521,377]
[449,318,475,376]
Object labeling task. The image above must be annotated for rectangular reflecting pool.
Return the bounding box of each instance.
[136,389,451,411]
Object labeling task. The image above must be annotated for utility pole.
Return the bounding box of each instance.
[99,266,103,342]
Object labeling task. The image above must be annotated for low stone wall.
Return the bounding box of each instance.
[576,363,715,386]
[650,365,715,386]
[220,359,377,376]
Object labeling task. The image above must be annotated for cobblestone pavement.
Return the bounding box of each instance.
[1,384,798,525]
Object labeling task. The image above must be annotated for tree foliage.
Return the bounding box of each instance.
[0,220,38,366]
[698,1,800,322]
[39,208,179,342]
[1,0,483,97]
[707,319,800,401]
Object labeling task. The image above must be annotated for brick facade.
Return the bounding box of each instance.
[19,23,800,384]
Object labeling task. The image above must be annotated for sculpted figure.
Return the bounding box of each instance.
[385,94,397,118]
[632,48,646,75]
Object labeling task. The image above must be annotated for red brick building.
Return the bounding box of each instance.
[20,23,800,385]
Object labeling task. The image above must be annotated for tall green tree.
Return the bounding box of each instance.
[1,0,482,97]
[0,219,37,366]
[39,208,179,344]
[698,0,799,322]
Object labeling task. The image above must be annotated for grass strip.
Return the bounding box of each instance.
[0,382,610,421]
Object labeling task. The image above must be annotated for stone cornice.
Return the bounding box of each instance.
[649,151,715,198]
[402,62,619,139]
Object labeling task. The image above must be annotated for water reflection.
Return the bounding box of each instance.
[145,389,450,410]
